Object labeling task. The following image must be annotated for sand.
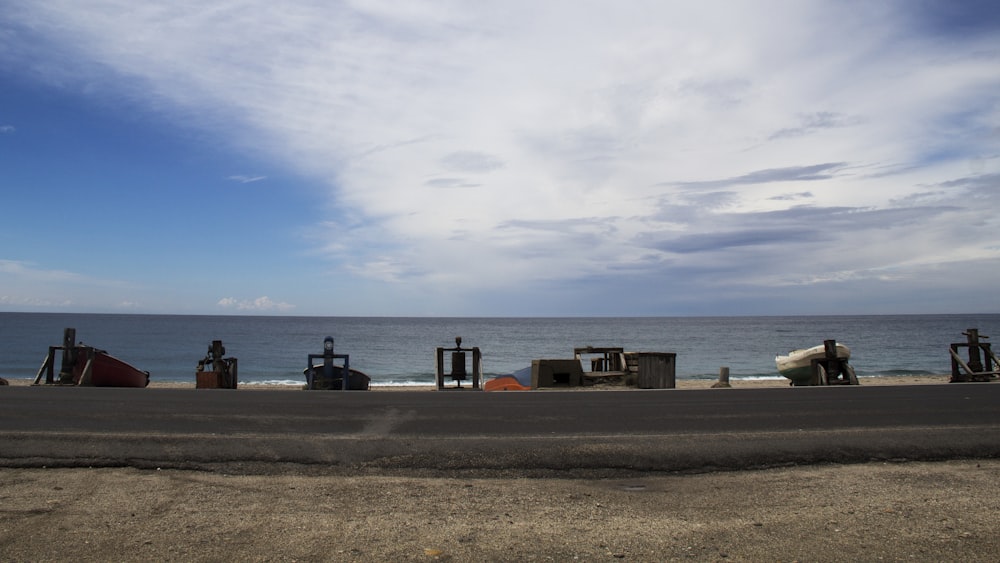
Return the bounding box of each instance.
[3,372,954,390]
[4,373,998,561]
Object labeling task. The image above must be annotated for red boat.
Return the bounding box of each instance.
[34,328,150,388]
[70,346,150,388]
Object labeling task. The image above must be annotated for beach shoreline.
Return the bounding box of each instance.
[3,372,952,390]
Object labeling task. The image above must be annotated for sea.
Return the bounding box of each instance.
[1,313,997,387]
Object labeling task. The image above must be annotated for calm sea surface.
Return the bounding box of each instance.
[1,313,997,386]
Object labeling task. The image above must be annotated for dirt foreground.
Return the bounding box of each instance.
[1,460,998,562]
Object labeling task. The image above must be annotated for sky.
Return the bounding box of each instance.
[1,1,999,317]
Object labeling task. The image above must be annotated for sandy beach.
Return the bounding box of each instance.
[3,374,998,561]
[3,371,954,390]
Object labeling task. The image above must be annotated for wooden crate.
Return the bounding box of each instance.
[195,371,223,389]
[637,353,677,389]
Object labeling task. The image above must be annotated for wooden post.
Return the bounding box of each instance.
[474,348,483,389]
[817,340,854,384]
[226,358,238,389]
[58,328,77,383]
[950,343,964,381]
[965,329,984,373]
[471,347,482,390]
[712,366,731,388]
[434,347,445,389]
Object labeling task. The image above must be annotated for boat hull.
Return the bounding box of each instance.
[484,375,531,391]
[72,348,150,388]
[775,343,850,385]
[306,364,370,390]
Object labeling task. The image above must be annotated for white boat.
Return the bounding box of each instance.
[775,343,850,385]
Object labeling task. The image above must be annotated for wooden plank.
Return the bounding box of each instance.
[987,347,1000,372]
[33,349,53,385]
[950,348,978,376]
[78,356,94,386]
[582,371,628,379]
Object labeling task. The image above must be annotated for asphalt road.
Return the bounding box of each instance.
[2,385,999,475]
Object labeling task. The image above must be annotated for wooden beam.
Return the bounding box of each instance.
[78,352,94,386]
[950,348,977,376]
[33,349,53,385]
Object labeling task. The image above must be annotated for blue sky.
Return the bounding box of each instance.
[1,1,998,316]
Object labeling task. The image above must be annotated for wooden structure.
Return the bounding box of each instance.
[34,327,81,385]
[531,347,676,388]
[574,346,629,379]
[195,340,238,389]
[810,339,859,385]
[949,329,1000,383]
[575,346,627,374]
[435,336,482,389]
[636,352,677,389]
[530,359,584,388]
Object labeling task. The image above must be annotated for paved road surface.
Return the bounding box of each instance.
[2,385,999,475]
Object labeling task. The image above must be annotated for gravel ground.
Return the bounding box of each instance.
[2,460,999,562]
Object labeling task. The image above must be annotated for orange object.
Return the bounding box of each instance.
[484,376,531,391]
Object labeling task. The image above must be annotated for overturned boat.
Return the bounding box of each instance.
[484,366,533,391]
[776,342,851,386]
[69,348,150,387]
[304,336,370,390]
[304,364,370,390]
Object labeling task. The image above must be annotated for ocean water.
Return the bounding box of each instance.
[1,313,997,386]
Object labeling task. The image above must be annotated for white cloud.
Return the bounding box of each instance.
[217,296,295,312]
[0,125,14,134]
[0,260,143,311]
[0,259,89,284]
[0,295,73,307]
[6,1,1000,313]
[227,175,266,184]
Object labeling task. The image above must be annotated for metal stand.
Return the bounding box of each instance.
[950,329,1000,382]
[196,340,238,389]
[306,336,353,390]
[435,337,482,390]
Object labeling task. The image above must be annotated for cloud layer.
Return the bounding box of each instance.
[217,296,295,312]
[4,1,999,314]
